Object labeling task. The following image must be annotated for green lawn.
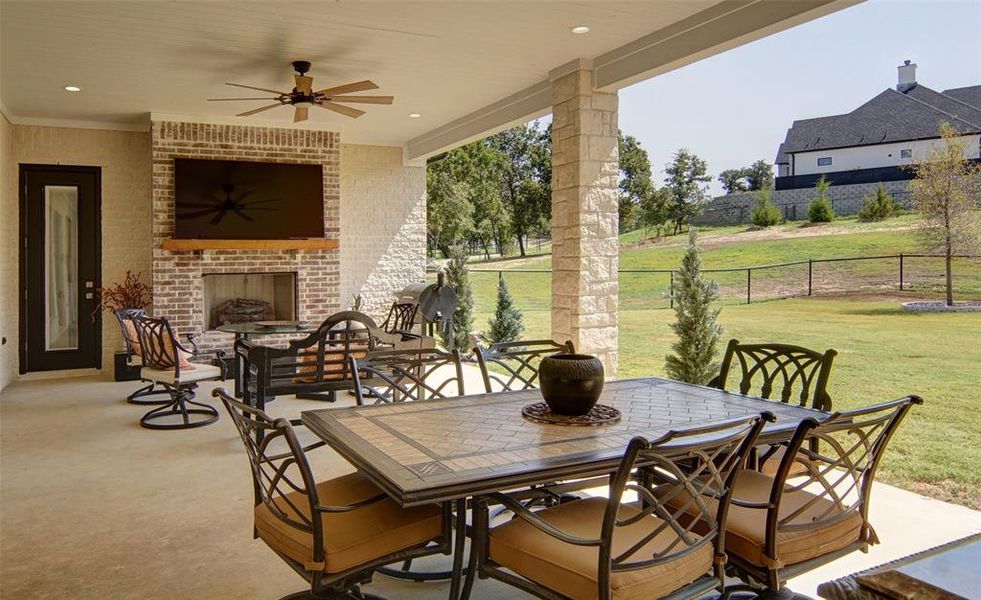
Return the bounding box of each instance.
[458,214,981,509]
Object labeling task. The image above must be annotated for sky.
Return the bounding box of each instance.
[615,0,981,195]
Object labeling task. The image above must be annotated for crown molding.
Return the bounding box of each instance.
[5,113,149,132]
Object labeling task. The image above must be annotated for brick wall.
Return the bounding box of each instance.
[695,180,913,226]
[150,121,341,354]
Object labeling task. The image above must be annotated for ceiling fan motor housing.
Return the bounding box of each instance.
[292,60,312,75]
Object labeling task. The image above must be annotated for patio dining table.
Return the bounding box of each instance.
[301,376,826,600]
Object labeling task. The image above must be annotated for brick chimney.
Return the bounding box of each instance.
[897,60,917,93]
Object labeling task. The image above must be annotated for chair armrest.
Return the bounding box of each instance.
[184,332,201,355]
[483,492,602,547]
[315,491,388,513]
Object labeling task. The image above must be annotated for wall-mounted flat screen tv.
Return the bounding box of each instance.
[174,159,324,239]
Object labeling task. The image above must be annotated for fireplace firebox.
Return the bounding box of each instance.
[202,272,297,330]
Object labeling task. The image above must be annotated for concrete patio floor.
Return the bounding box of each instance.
[1,373,978,599]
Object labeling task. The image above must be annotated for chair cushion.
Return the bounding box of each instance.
[488,497,714,600]
[141,362,221,384]
[725,470,864,567]
[294,350,367,383]
[254,472,443,574]
[659,469,864,569]
[122,319,142,356]
[758,445,810,478]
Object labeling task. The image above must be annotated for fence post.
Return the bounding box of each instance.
[899,253,904,291]
[746,269,752,304]
[808,259,813,296]
[669,271,674,309]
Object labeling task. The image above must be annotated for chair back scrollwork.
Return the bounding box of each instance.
[475,339,574,393]
[115,308,147,357]
[213,388,326,565]
[351,348,464,405]
[131,315,185,375]
[762,395,922,561]
[711,339,837,411]
[613,414,771,588]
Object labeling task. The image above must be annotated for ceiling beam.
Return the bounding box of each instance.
[404,0,863,162]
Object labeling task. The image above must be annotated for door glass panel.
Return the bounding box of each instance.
[44,185,79,351]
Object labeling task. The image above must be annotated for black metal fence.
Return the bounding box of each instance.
[468,253,981,311]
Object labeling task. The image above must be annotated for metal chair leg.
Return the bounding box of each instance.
[140,385,219,430]
[126,381,172,405]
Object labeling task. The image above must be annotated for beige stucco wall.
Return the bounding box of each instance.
[0,114,17,391]
[340,144,427,321]
[13,126,152,376]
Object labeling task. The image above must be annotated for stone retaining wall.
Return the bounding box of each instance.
[695,180,913,225]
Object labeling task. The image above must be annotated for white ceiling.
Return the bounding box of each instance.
[0,1,718,146]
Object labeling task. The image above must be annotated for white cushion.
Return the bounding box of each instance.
[141,363,222,384]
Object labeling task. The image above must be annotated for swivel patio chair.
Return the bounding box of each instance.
[114,308,170,405]
[474,339,575,393]
[709,339,837,475]
[213,388,452,600]
[131,315,225,430]
[381,302,419,337]
[471,412,772,600]
[350,348,465,405]
[661,395,922,600]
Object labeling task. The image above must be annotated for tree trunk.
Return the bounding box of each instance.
[517,234,526,257]
[946,248,954,306]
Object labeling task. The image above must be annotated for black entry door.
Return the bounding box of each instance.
[20,165,102,372]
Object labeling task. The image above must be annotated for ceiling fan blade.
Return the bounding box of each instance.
[233,208,255,222]
[329,95,394,105]
[226,82,287,95]
[314,101,366,119]
[210,211,228,225]
[315,80,378,97]
[208,97,279,101]
[294,75,313,95]
[177,208,223,220]
[178,201,224,208]
[240,198,280,207]
[294,105,309,123]
[236,103,283,117]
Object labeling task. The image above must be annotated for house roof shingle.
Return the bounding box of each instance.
[775,83,981,164]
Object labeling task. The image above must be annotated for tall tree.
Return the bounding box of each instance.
[489,123,551,256]
[664,149,711,234]
[618,132,655,231]
[440,246,474,352]
[744,159,775,191]
[664,229,723,384]
[718,169,749,195]
[426,161,474,257]
[908,121,981,306]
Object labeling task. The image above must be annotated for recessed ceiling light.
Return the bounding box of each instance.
[570,25,590,34]
[408,113,421,118]
[64,85,81,92]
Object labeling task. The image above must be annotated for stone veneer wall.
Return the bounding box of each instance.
[12,125,152,377]
[339,144,426,320]
[150,121,341,354]
[0,114,17,391]
[696,180,913,226]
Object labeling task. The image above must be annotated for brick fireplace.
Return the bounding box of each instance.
[150,121,341,353]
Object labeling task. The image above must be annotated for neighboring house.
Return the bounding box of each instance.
[774,61,981,190]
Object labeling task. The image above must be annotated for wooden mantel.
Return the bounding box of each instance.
[161,238,339,251]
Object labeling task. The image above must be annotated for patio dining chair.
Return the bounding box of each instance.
[471,412,772,600]
[659,395,922,599]
[709,339,837,475]
[474,339,574,393]
[114,308,170,405]
[349,348,465,405]
[213,387,452,600]
[131,315,225,430]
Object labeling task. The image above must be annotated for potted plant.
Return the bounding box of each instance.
[93,271,152,381]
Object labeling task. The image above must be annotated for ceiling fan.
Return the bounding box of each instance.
[176,183,279,225]
[208,60,394,122]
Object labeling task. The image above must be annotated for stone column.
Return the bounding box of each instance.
[550,61,619,376]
